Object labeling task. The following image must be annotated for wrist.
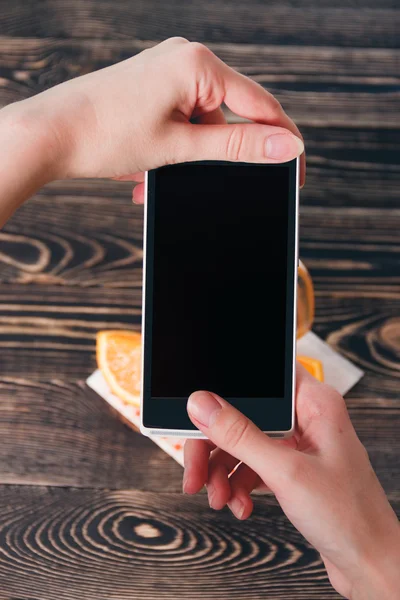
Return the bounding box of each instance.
[351,524,400,600]
[0,99,69,227]
[1,96,70,183]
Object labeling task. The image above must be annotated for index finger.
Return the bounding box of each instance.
[220,61,306,186]
[187,391,297,493]
[183,438,215,494]
[295,363,352,440]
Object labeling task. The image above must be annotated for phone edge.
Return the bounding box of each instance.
[140,171,149,436]
[286,154,300,439]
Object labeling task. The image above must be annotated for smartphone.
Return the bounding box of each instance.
[141,158,299,438]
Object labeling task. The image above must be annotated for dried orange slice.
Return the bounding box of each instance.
[96,330,142,406]
[297,356,324,382]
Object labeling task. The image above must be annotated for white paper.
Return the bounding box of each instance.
[86,370,185,466]
[297,331,363,396]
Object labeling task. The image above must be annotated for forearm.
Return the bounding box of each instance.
[0,100,62,227]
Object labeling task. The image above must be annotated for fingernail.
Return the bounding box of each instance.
[228,497,244,520]
[182,472,189,494]
[187,391,222,428]
[266,134,304,160]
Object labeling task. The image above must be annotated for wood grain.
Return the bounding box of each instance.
[0,375,398,493]
[0,195,143,286]
[0,1,399,48]
[0,0,399,597]
[0,198,399,388]
[1,37,399,129]
[1,36,398,216]
[2,200,400,286]
[0,201,399,386]
[1,485,394,600]
[38,145,400,210]
[0,379,183,490]
[32,137,400,211]
[0,291,399,397]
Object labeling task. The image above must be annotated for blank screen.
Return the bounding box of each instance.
[150,163,291,399]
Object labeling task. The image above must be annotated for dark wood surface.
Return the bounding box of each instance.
[0,1,399,598]
[0,487,341,600]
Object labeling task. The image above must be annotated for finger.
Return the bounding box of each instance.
[132,182,144,204]
[207,449,239,510]
[295,363,352,443]
[226,431,300,518]
[187,391,297,493]
[226,431,299,518]
[132,106,225,204]
[161,43,304,178]
[220,64,306,186]
[151,36,190,56]
[177,121,304,165]
[228,463,261,519]
[183,439,215,494]
[112,172,145,182]
[192,106,226,125]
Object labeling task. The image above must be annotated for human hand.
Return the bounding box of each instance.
[183,366,400,599]
[4,37,304,199]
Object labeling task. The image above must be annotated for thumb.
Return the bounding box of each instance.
[177,122,304,164]
[187,390,297,491]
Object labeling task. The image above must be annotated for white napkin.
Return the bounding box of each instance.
[87,331,364,467]
[297,331,363,396]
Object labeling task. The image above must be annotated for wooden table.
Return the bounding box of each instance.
[0,1,399,598]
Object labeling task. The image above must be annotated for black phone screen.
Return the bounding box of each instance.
[143,160,297,432]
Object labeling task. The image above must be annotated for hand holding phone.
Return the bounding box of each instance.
[184,366,400,600]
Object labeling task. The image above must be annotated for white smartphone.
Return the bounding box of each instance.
[141,158,299,438]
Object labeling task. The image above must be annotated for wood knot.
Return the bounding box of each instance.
[379,318,400,358]
[134,522,163,538]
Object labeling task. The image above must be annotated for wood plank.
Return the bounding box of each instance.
[3,200,400,286]
[1,195,143,286]
[0,486,351,600]
[0,379,182,489]
[299,127,400,207]
[1,38,398,209]
[0,3,397,598]
[1,38,399,80]
[32,131,400,210]
[36,160,400,211]
[0,201,399,385]
[0,2,398,48]
[0,290,399,395]
[0,374,398,492]
[1,37,398,206]
[1,38,399,128]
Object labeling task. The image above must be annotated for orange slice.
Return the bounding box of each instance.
[96,330,142,406]
[297,356,324,382]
